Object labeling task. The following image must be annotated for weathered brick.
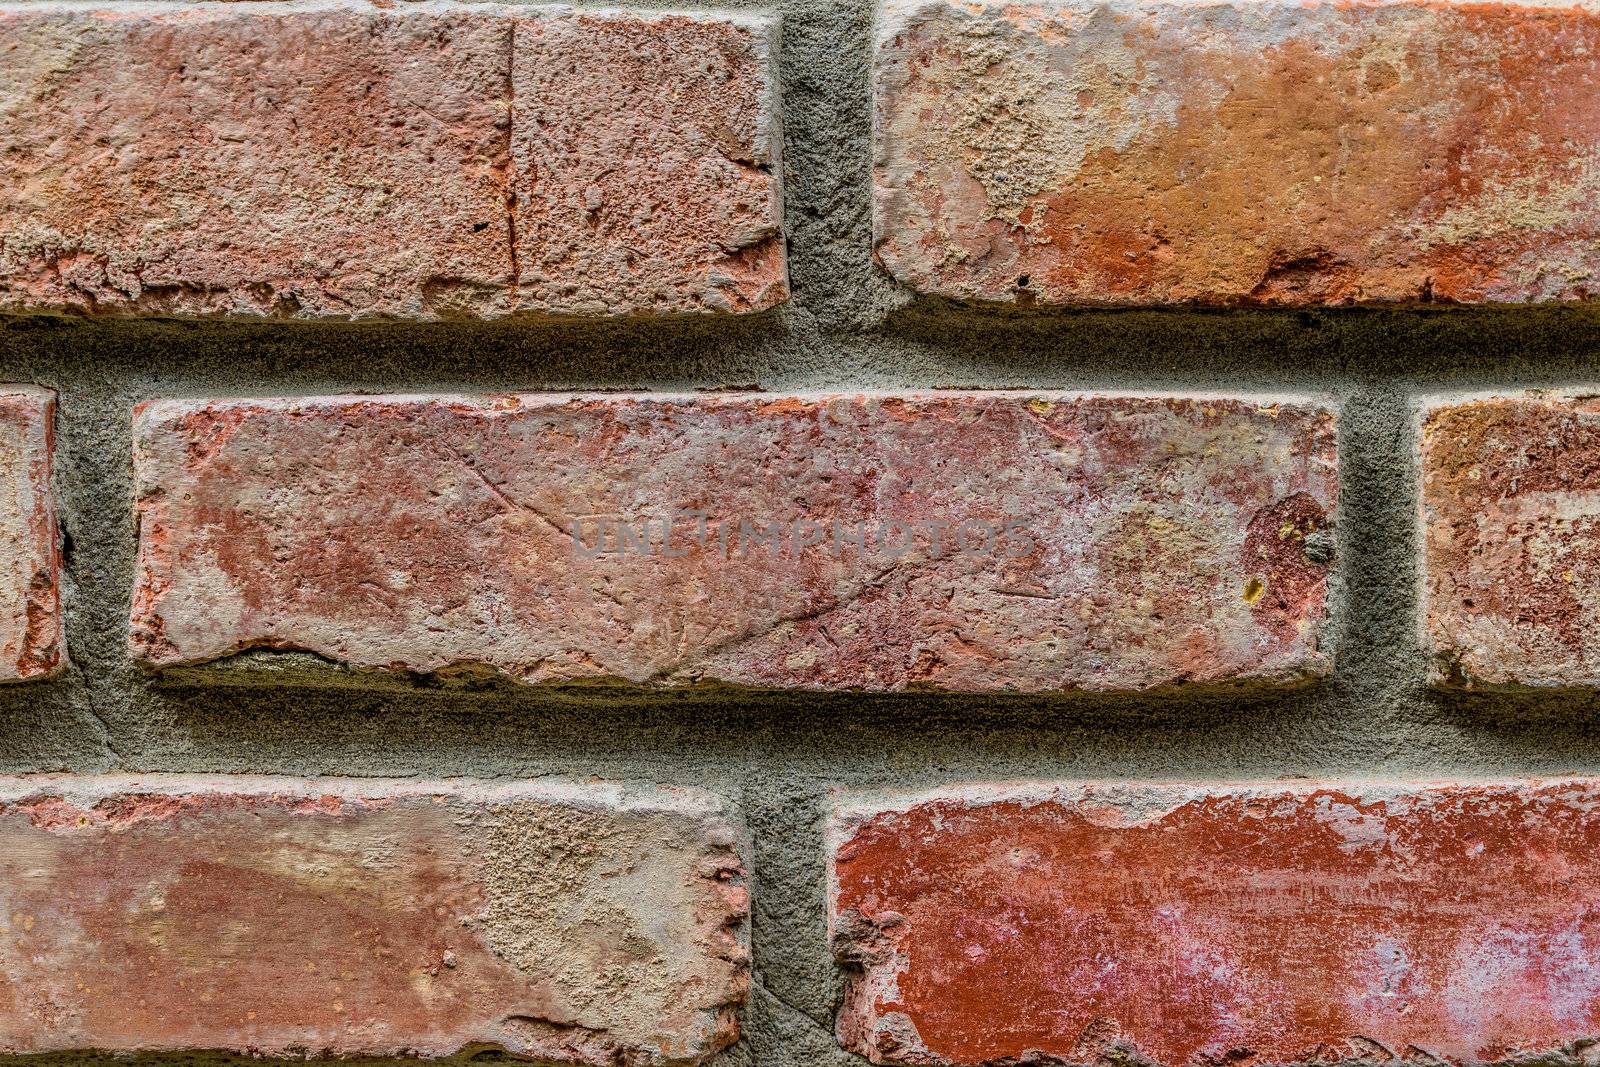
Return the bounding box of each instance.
[1421,392,1600,689]
[509,9,785,315]
[874,0,1600,306]
[0,388,60,681]
[130,393,1336,692]
[0,775,748,1063]
[830,780,1600,1066]
[0,3,784,319]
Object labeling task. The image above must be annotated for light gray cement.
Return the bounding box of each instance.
[5,1,1600,1063]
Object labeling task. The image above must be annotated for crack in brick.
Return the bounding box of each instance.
[503,20,520,300]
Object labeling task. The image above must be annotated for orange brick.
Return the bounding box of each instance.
[874,0,1600,305]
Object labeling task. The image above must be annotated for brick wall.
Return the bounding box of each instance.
[2,0,1600,1064]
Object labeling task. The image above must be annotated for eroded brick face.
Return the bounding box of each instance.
[0,776,748,1064]
[0,3,783,319]
[1421,393,1600,688]
[830,781,1600,1066]
[510,11,785,315]
[129,393,1336,693]
[874,0,1600,306]
[0,388,60,681]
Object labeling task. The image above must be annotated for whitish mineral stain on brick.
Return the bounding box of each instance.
[0,2,784,319]
[874,0,1600,305]
[129,392,1337,693]
[830,780,1600,1066]
[1423,392,1600,689]
[0,776,748,1064]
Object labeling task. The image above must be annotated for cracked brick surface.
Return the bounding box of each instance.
[130,392,1336,693]
[0,2,784,319]
[830,780,1600,1066]
[0,388,60,682]
[874,0,1600,306]
[0,775,748,1064]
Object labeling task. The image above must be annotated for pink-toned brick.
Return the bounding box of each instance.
[0,3,783,319]
[830,780,1600,1066]
[874,0,1600,306]
[1422,392,1600,688]
[130,392,1336,693]
[0,387,60,681]
[0,775,748,1064]
[509,9,785,315]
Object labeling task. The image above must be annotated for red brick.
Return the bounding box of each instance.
[830,780,1600,1066]
[874,0,1600,306]
[0,388,60,681]
[1421,393,1600,688]
[129,393,1336,693]
[0,775,748,1063]
[510,10,785,315]
[0,3,783,319]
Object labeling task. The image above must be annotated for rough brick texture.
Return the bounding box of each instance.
[830,780,1600,1066]
[874,0,1600,306]
[1421,392,1600,689]
[130,393,1336,693]
[0,775,748,1063]
[0,2,784,319]
[0,388,60,681]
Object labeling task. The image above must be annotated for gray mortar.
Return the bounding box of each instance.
[6,0,1600,1064]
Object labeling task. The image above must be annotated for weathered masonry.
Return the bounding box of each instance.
[2,0,1600,1062]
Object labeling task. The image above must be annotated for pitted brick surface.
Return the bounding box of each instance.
[0,775,748,1064]
[0,388,60,681]
[130,392,1336,693]
[1423,393,1600,688]
[0,2,784,319]
[874,0,1600,306]
[831,780,1600,1066]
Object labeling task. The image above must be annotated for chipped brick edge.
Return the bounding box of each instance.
[1418,388,1600,692]
[0,773,751,1064]
[127,390,1339,694]
[1,2,788,322]
[0,386,62,682]
[827,778,1600,1066]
